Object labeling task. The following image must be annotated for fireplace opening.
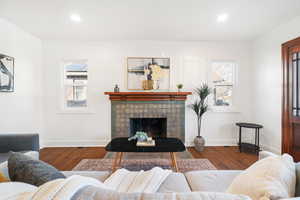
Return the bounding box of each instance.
[130,118,167,138]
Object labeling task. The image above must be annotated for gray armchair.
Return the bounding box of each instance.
[0,133,39,163]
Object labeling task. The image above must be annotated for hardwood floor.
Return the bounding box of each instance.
[40,146,257,171]
[40,147,106,171]
[188,146,257,170]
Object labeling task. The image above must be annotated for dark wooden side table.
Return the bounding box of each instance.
[236,122,263,155]
[105,137,186,172]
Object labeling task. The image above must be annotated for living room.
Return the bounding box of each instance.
[1,0,300,199]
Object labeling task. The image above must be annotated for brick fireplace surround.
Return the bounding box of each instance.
[105,92,192,143]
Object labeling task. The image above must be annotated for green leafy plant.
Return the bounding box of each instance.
[176,84,183,89]
[188,83,212,137]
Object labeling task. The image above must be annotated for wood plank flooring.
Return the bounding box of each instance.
[188,146,257,170]
[40,146,257,171]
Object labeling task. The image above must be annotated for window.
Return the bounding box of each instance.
[212,61,236,107]
[63,60,88,109]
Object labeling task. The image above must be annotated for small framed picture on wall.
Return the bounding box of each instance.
[127,57,170,90]
[0,54,14,92]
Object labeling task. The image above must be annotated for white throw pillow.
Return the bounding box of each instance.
[227,154,296,200]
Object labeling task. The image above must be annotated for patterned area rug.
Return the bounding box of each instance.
[104,151,193,159]
[73,158,216,172]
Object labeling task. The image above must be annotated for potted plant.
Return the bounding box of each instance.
[176,84,183,92]
[189,83,212,152]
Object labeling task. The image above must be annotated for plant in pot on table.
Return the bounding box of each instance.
[189,83,212,152]
[176,84,183,92]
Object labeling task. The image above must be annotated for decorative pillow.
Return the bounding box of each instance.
[0,161,9,180]
[8,152,65,186]
[0,151,38,181]
[227,154,296,200]
[0,172,9,182]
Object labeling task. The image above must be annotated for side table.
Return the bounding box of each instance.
[236,122,263,155]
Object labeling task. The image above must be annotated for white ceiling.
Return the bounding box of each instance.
[1,0,300,41]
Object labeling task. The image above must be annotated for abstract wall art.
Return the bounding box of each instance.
[127,57,170,90]
[0,54,14,92]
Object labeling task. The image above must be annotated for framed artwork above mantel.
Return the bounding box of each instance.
[127,57,170,91]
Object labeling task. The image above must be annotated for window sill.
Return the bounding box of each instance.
[209,106,240,113]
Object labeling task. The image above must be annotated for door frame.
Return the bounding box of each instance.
[282,37,300,155]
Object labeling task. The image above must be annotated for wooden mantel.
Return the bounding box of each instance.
[104,92,192,101]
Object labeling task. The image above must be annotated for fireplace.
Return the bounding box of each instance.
[130,118,167,138]
[105,92,192,143]
[109,101,186,141]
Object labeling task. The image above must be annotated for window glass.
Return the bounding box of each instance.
[212,61,235,107]
[214,85,233,106]
[212,62,234,85]
[63,61,88,108]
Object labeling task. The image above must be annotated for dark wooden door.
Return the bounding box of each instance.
[282,37,300,161]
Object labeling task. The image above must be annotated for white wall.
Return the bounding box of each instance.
[252,16,300,154]
[42,40,253,147]
[2,13,300,151]
[0,18,43,134]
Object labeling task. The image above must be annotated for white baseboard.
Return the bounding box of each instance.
[42,138,238,148]
[185,138,237,147]
[42,139,282,161]
[41,139,108,148]
[260,144,281,155]
[187,139,281,155]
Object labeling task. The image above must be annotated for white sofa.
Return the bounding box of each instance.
[60,151,300,198]
[62,169,241,194]
[1,151,299,200]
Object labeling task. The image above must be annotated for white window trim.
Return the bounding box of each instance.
[209,60,239,113]
[58,59,94,114]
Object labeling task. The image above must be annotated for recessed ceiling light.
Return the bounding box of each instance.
[217,13,228,23]
[70,14,81,23]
